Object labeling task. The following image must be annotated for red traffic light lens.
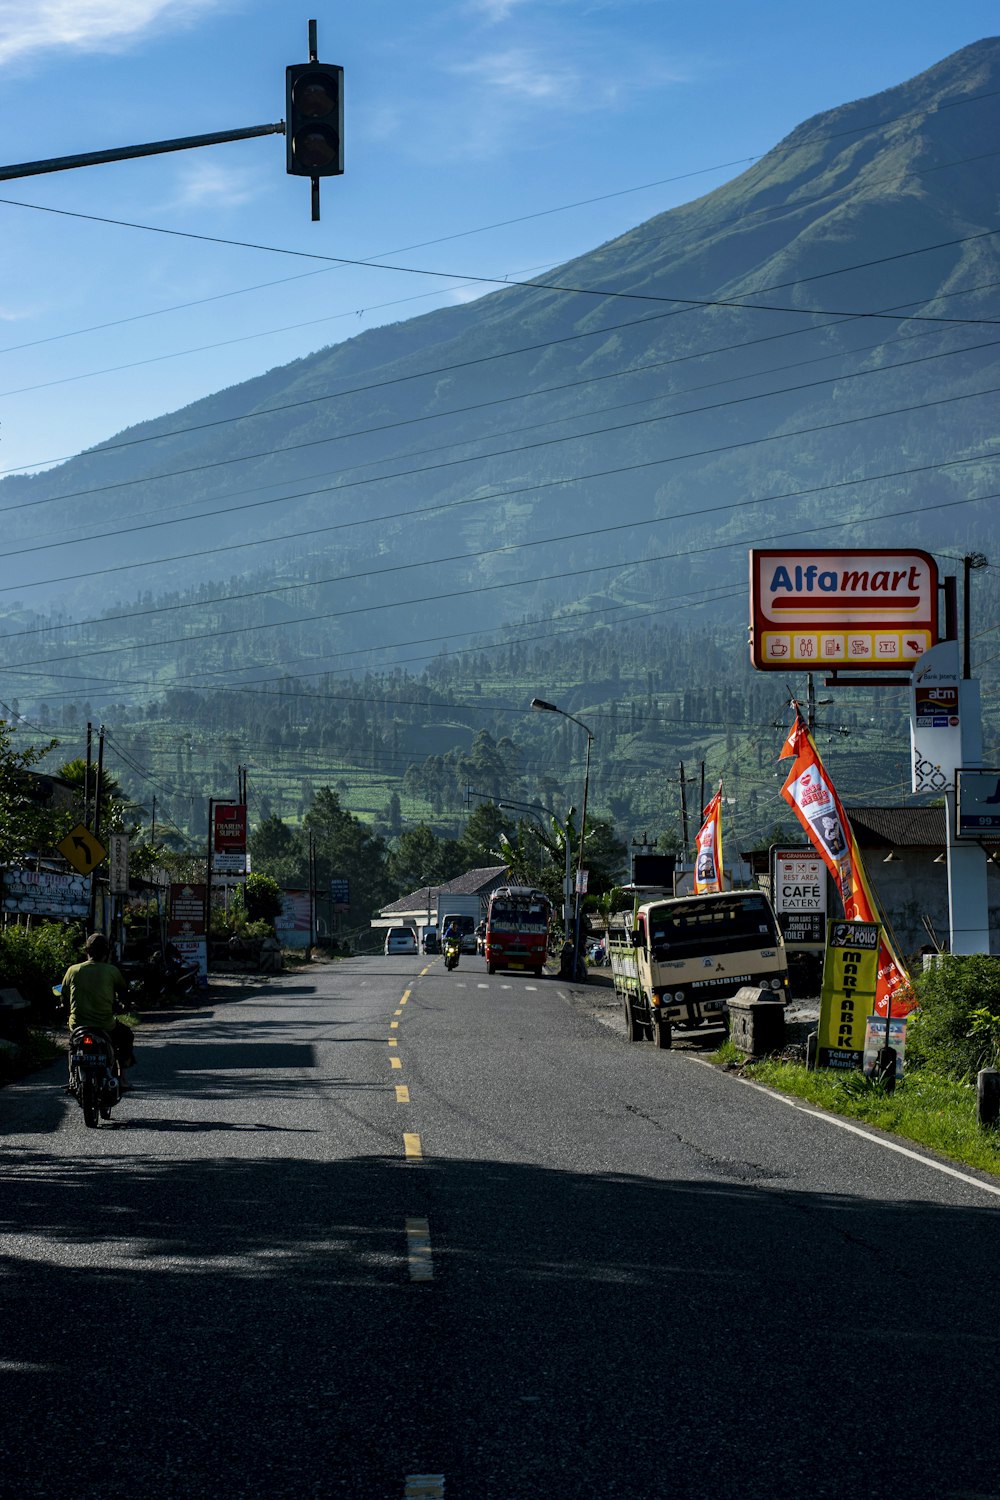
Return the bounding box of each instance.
[293,72,338,120]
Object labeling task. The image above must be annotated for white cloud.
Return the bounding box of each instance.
[466,0,534,20]
[450,46,581,105]
[0,0,220,68]
[162,158,260,212]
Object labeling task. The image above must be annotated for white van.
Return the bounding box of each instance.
[384,927,417,955]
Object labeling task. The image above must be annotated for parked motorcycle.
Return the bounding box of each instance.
[443,936,461,971]
[122,942,198,1005]
[67,1025,121,1127]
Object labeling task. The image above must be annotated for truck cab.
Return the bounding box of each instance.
[608,890,788,1048]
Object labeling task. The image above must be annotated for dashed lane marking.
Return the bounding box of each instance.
[390,1020,399,1028]
[404,1219,434,1285]
[405,1474,444,1497]
[401,989,411,1003]
[388,1038,398,1047]
[390,1055,402,1070]
[394,1009,403,1016]
[477,983,488,990]
[395,1085,411,1104]
[404,1132,423,1161]
[526,985,537,991]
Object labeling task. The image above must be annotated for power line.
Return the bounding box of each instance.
[5,371,997,644]
[5,282,998,572]
[4,212,1000,483]
[6,470,996,676]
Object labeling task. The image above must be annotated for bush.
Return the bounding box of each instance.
[907,955,1000,1082]
[0,922,84,1008]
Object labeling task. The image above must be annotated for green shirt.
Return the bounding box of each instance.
[62,959,127,1032]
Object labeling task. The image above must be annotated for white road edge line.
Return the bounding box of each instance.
[689,1056,1000,1200]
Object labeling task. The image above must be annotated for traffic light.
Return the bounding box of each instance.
[285,61,344,177]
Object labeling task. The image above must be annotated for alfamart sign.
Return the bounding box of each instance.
[749,549,939,671]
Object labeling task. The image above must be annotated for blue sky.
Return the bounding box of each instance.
[0,1,996,478]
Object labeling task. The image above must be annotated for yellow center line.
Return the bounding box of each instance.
[390,1020,399,1028]
[388,1038,398,1047]
[394,1008,403,1016]
[404,1219,434,1286]
[403,1132,422,1160]
[419,966,431,976]
[401,989,411,1003]
[390,1055,402,1070]
[395,1084,411,1103]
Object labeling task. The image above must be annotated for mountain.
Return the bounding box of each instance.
[3,36,999,708]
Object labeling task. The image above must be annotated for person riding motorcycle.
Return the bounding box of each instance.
[61,933,136,1084]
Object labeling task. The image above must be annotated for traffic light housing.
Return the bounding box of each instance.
[285,61,343,177]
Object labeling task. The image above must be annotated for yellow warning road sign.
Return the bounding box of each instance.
[57,823,107,876]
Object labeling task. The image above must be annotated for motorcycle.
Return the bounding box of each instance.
[67,1025,121,1127]
[122,942,198,1005]
[443,936,460,971]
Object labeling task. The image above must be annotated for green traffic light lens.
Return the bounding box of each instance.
[293,72,338,120]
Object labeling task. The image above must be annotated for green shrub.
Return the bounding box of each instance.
[0,922,85,1006]
[907,955,1000,1082]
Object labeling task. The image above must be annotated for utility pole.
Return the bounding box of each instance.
[679,763,689,849]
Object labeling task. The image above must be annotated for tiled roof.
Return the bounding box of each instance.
[846,805,999,850]
[379,865,508,915]
[845,806,946,847]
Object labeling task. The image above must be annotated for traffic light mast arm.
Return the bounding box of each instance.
[0,122,285,183]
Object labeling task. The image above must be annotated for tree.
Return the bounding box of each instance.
[249,814,308,887]
[0,722,62,866]
[386,824,462,894]
[304,788,391,922]
[244,872,284,923]
[455,804,515,869]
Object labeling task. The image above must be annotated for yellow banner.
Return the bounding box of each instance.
[817,921,879,1071]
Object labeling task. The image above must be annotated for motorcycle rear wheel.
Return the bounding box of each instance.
[81,1076,100,1128]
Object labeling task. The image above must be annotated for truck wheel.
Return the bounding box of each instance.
[651,1017,672,1050]
[624,997,644,1042]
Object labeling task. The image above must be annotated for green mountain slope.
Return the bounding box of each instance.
[2,37,998,714]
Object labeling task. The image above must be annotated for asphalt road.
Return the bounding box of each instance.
[2,955,999,1500]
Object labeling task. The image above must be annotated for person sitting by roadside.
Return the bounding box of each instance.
[61,932,136,1085]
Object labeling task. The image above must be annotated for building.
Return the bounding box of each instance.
[750,807,1000,958]
[372,865,509,938]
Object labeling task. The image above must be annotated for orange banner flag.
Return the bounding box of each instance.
[779,709,914,1015]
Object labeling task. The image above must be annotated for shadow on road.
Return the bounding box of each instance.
[0,1140,997,1499]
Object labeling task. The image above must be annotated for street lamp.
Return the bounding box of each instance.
[531,697,594,980]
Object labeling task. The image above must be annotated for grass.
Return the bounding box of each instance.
[722,1053,1000,1179]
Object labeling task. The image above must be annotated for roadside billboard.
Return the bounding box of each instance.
[213,803,247,875]
[816,920,880,1071]
[770,847,827,946]
[910,640,962,793]
[168,882,208,977]
[749,549,938,672]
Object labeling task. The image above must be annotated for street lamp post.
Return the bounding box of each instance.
[531,697,594,981]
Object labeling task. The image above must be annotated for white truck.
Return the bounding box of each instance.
[436,892,483,954]
[607,889,789,1049]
